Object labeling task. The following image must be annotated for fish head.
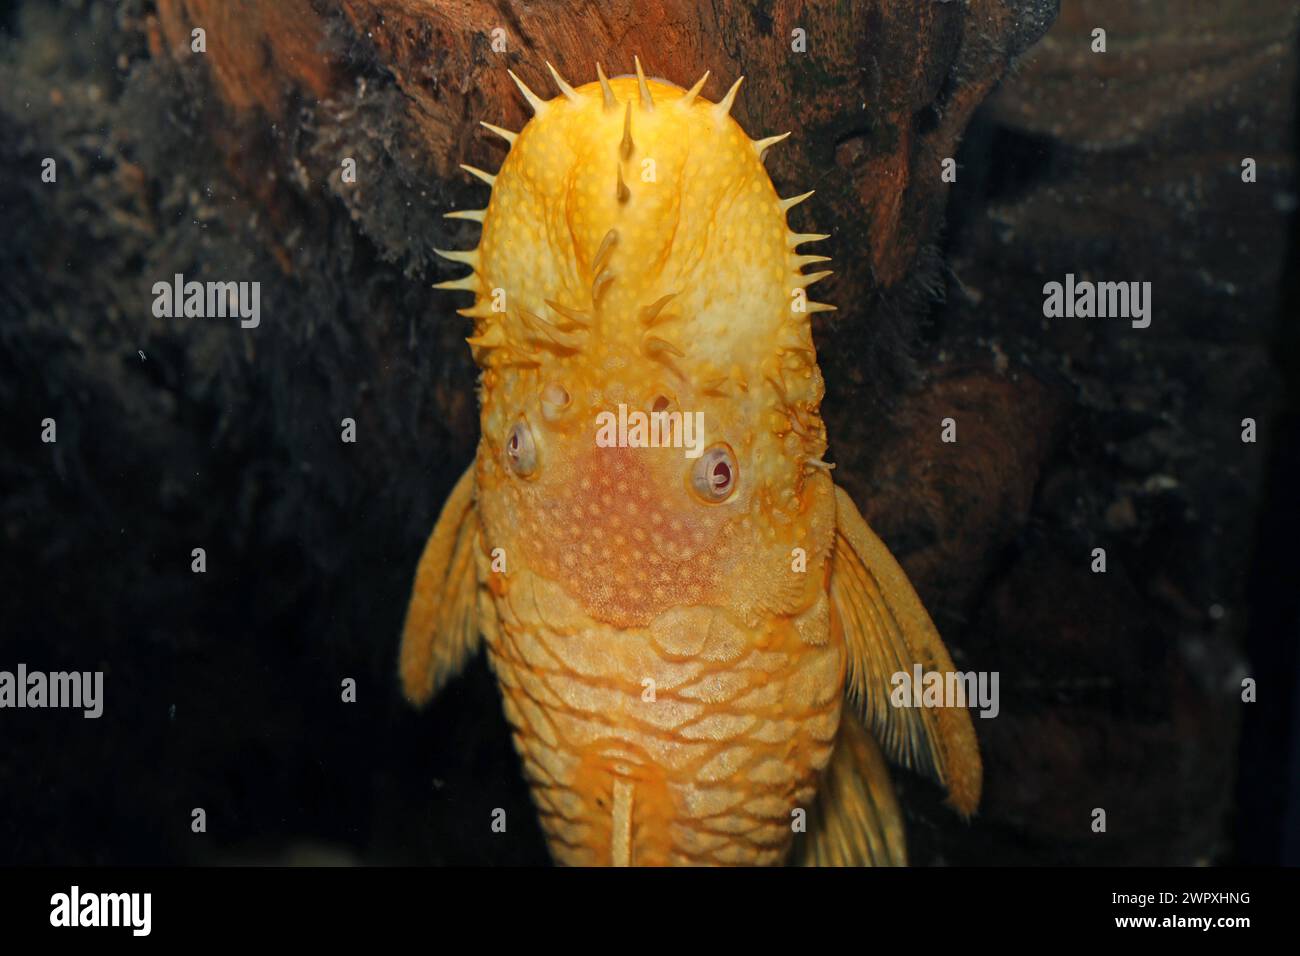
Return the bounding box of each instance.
[458,72,838,629]
[475,351,836,630]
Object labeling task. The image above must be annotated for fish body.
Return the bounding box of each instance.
[481,459,842,866]
[402,62,981,866]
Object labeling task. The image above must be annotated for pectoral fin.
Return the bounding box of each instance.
[792,709,906,866]
[829,484,982,816]
[399,464,483,707]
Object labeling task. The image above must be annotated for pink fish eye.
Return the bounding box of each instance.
[505,421,536,475]
[691,444,737,502]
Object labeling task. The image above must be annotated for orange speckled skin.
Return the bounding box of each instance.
[459,74,842,865]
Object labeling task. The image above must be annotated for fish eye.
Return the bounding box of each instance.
[505,420,537,476]
[691,444,737,502]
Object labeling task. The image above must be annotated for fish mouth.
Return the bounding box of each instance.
[509,442,739,629]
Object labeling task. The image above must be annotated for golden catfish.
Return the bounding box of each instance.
[400,61,981,866]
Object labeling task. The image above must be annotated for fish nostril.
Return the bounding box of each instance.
[651,395,671,413]
[541,382,571,420]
